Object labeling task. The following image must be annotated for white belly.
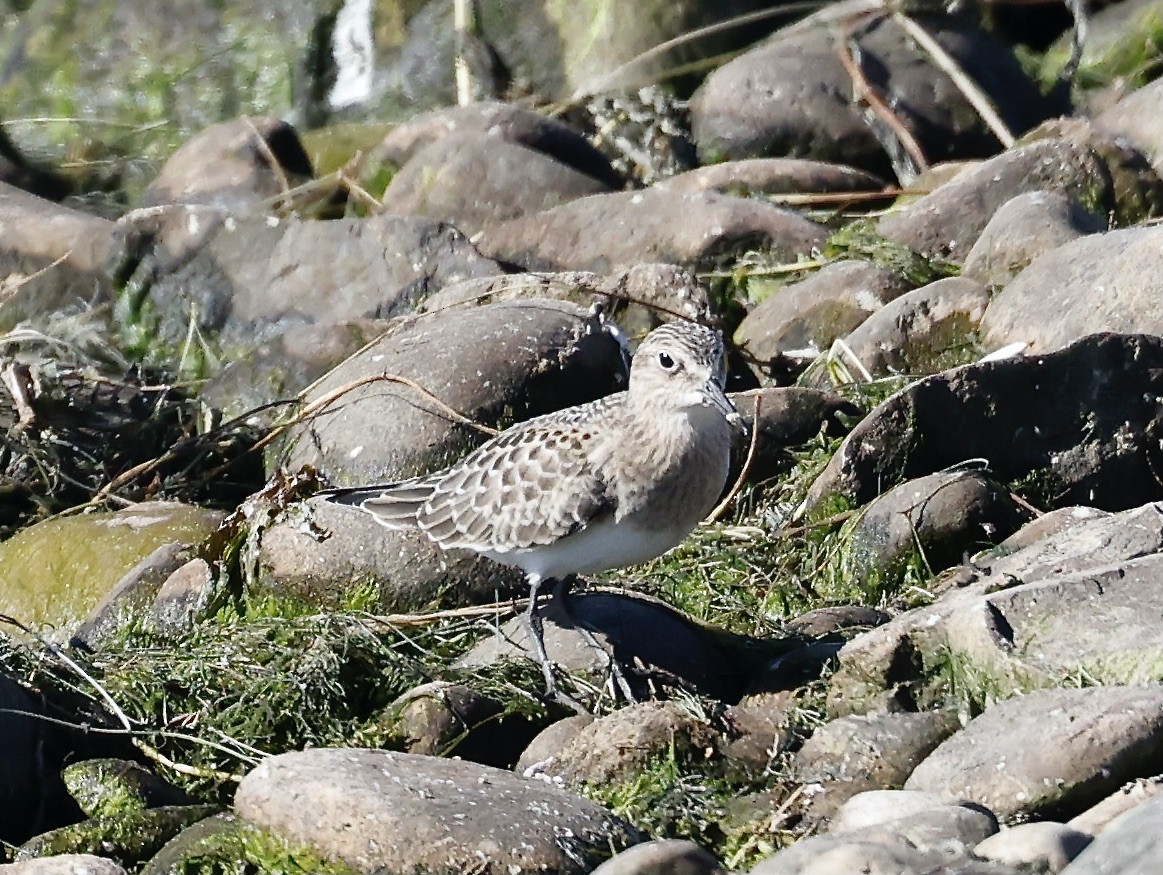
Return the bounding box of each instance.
[484,514,693,582]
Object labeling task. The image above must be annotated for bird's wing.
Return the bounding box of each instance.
[358,395,623,553]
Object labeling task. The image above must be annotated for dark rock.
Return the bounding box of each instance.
[0,675,79,846]
[61,760,192,819]
[691,8,1062,176]
[735,260,911,366]
[233,748,645,873]
[279,299,625,484]
[905,686,1163,820]
[1060,793,1163,875]
[532,701,718,787]
[656,159,886,198]
[805,333,1163,516]
[728,387,863,483]
[0,183,118,329]
[138,116,313,210]
[417,263,715,342]
[0,127,71,201]
[974,822,1092,872]
[475,188,826,273]
[382,132,612,234]
[590,839,726,875]
[457,590,745,704]
[376,681,542,768]
[827,502,1163,716]
[73,543,193,650]
[1095,76,1163,173]
[198,319,390,420]
[835,277,991,378]
[114,206,502,384]
[784,606,889,638]
[365,101,624,189]
[791,711,960,822]
[877,138,1111,261]
[844,470,1030,593]
[516,714,595,776]
[254,494,522,614]
[981,226,1163,353]
[961,191,1106,289]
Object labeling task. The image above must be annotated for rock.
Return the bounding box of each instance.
[805,334,1163,516]
[531,701,718,787]
[0,856,127,875]
[148,559,214,638]
[961,192,1105,289]
[381,132,612,235]
[16,806,221,868]
[61,759,191,819]
[836,277,991,378]
[827,502,1163,715]
[691,7,1062,175]
[1059,793,1163,875]
[474,189,826,274]
[114,205,503,393]
[784,606,889,638]
[1095,76,1163,173]
[197,319,391,420]
[253,493,522,614]
[279,298,625,484]
[457,591,745,704]
[832,797,998,850]
[843,470,1029,594]
[980,226,1163,353]
[364,102,623,189]
[0,183,118,329]
[233,748,645,873]
[904,685,1163,820]
[137,116,313,210]
[72,543,193,650]
[828,789,959,832]
[877,138,1111,261]
[656,159,886,198]
[974,822,1092,872]
[376,681,541,767]
[1068,776,1163,835]
[735,260,910,365]
[792,711,959,819]
[0,502,222,631]
[136,812,244,875]
[748,801,1002,874]
[418,263,716,341]
[517,714,595,776]
[728,388,862,483]
[0,127,71,201]
[590,839,726,875]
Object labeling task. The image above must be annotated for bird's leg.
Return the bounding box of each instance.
[525,574,587,715]
[551,575,637,705]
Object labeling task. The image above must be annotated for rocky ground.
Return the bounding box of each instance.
[1,0,1163,873]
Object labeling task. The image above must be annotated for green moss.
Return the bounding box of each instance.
[824,221,961,286]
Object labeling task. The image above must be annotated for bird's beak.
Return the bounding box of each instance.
[703,381,746,433]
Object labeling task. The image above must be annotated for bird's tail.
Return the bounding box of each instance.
[316,480,438,528]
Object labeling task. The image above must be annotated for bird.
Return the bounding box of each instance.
[324,320,742,707]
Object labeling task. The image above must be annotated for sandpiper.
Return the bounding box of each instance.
[326,320,740,705]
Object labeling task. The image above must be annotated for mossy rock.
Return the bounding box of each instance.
[0,502,222,630]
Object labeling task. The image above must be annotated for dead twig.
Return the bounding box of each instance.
[706,393,762,523]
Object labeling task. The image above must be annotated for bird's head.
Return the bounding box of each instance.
[629,321,741,426]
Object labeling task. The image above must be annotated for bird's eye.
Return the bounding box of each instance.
[657,351,676,370]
